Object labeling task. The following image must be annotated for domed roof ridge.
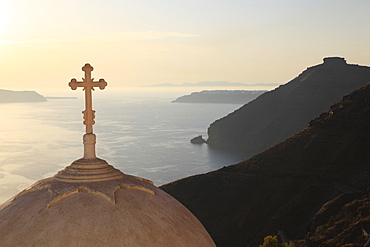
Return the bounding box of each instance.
[6,174,156,209]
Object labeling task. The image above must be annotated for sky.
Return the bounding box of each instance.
[0,0,369,91]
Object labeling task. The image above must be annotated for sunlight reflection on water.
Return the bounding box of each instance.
[0,88,250,203]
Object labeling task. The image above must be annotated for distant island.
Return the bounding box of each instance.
[45,97,77,100]
[143,81,280,88]
[172,90,267,104]
[0,89,46,103]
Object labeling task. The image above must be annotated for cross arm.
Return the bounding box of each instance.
[93,79,107,90]
[69,78,82,90]
[68,78,107,90]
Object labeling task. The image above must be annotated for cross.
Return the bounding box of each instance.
[69,63,107,159]
[69,63,107,134]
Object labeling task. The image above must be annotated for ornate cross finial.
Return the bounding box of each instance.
[54,64,123,183]
[69,63,107,159]
[69,63,107,134]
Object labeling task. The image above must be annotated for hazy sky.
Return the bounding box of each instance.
[0,0,369,90]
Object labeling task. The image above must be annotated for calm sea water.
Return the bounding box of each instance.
[0,88,250,203]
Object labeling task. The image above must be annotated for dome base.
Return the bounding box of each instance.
[54,157,124,183]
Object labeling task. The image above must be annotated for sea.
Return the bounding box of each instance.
[0,87,259,204]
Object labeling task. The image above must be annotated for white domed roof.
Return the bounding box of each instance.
[0,158,215,246]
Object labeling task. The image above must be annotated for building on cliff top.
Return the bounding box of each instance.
[323,56,347,65]
[0,64,216,247]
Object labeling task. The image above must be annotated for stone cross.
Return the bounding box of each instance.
[69,63,107,159]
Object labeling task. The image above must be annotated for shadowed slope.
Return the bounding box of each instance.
[161,82,370,247]
[297,191,370,246]
[207,57,370,155]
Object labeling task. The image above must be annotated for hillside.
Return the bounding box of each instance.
[0,89,46,103]
[206,57,370,155]
[161,82,370,247]
[297,191,370,246]
[172,90,267,104]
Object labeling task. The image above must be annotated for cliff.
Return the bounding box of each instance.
[172,90,267,104]
[0,89,46,103]
[161,82,370,247]
[206,57,370,155]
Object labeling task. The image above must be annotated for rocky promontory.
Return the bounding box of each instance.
[206,57,370,155]
[161,81,370,247]
[172,90,267,104]
[0,89,46,103]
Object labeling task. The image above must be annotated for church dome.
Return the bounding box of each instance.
[0,64,216,247]
[0,166,215,246]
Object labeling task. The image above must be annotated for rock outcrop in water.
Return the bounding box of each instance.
[172,90,267,104]
[206,57,370,155]
[0,89,46,103]
[190,135,206,144]
[161,82,370,247]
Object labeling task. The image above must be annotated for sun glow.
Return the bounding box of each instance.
[0,1,12,35]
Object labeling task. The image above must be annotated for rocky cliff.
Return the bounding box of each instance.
[206,57,370,155]
[161,81,370,247]
[0,89,46,103]
[297,190,370,246]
